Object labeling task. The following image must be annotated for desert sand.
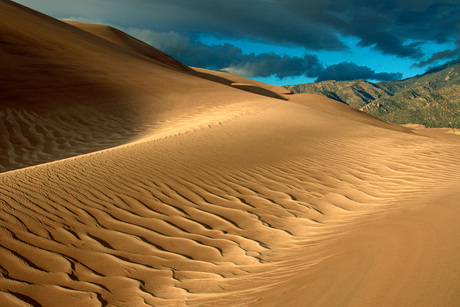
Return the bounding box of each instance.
[1,1,460,306]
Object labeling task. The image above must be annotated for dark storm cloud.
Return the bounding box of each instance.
[128,29,399,82]
[126,29,323,79]
[19,0,459,57]
[17,0,345,51]
[14,0,460,77]
[283,0,460,59]
[315,62,403,82]
[415,48,460,67]
[153,0,458,60]
[221,54,324,79]
[414,40,460,67]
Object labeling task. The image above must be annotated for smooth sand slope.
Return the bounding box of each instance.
[1,1,460,306]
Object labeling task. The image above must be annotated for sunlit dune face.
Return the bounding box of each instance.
[1,1,460,306]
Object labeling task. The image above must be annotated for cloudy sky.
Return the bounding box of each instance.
[14,0,460,86]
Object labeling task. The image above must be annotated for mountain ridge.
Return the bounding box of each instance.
[1,1,460,306]
[285,62,460,128]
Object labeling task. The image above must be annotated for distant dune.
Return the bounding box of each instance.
[64,20,193,73]
[1,1,460,306]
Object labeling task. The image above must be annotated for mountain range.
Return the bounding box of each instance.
[285,62,460,128]
[1,1,460,306]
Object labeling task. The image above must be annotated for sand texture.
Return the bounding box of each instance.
[1,1,460,306]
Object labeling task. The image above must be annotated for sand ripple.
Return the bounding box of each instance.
[1,102,459,306]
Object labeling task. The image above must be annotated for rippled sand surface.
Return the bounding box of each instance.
[1,1,460,306]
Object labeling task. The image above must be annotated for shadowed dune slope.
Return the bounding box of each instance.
[64,21,192,73]
[0,0,272,172]
[1,1,460,306]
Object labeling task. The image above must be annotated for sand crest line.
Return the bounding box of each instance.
[1,2,460,305]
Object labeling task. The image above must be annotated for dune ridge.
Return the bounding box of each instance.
[0,0,276,172]
[1,1,460,306]
[1,100,459,306]
[63,21,193,73]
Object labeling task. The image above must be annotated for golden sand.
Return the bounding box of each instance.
[1,1,460,306]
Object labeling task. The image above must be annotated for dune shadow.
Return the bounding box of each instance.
[194,70,288,100]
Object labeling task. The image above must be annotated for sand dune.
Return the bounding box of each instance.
[1,1,460,306]
[0,0,265,172]
[64,21,192,73]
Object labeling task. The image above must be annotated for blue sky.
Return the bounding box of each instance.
[13,0,460,86]
[198,34,457,85]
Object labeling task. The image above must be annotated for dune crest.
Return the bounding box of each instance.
[0,0,273,172]
[1,1,460,306]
